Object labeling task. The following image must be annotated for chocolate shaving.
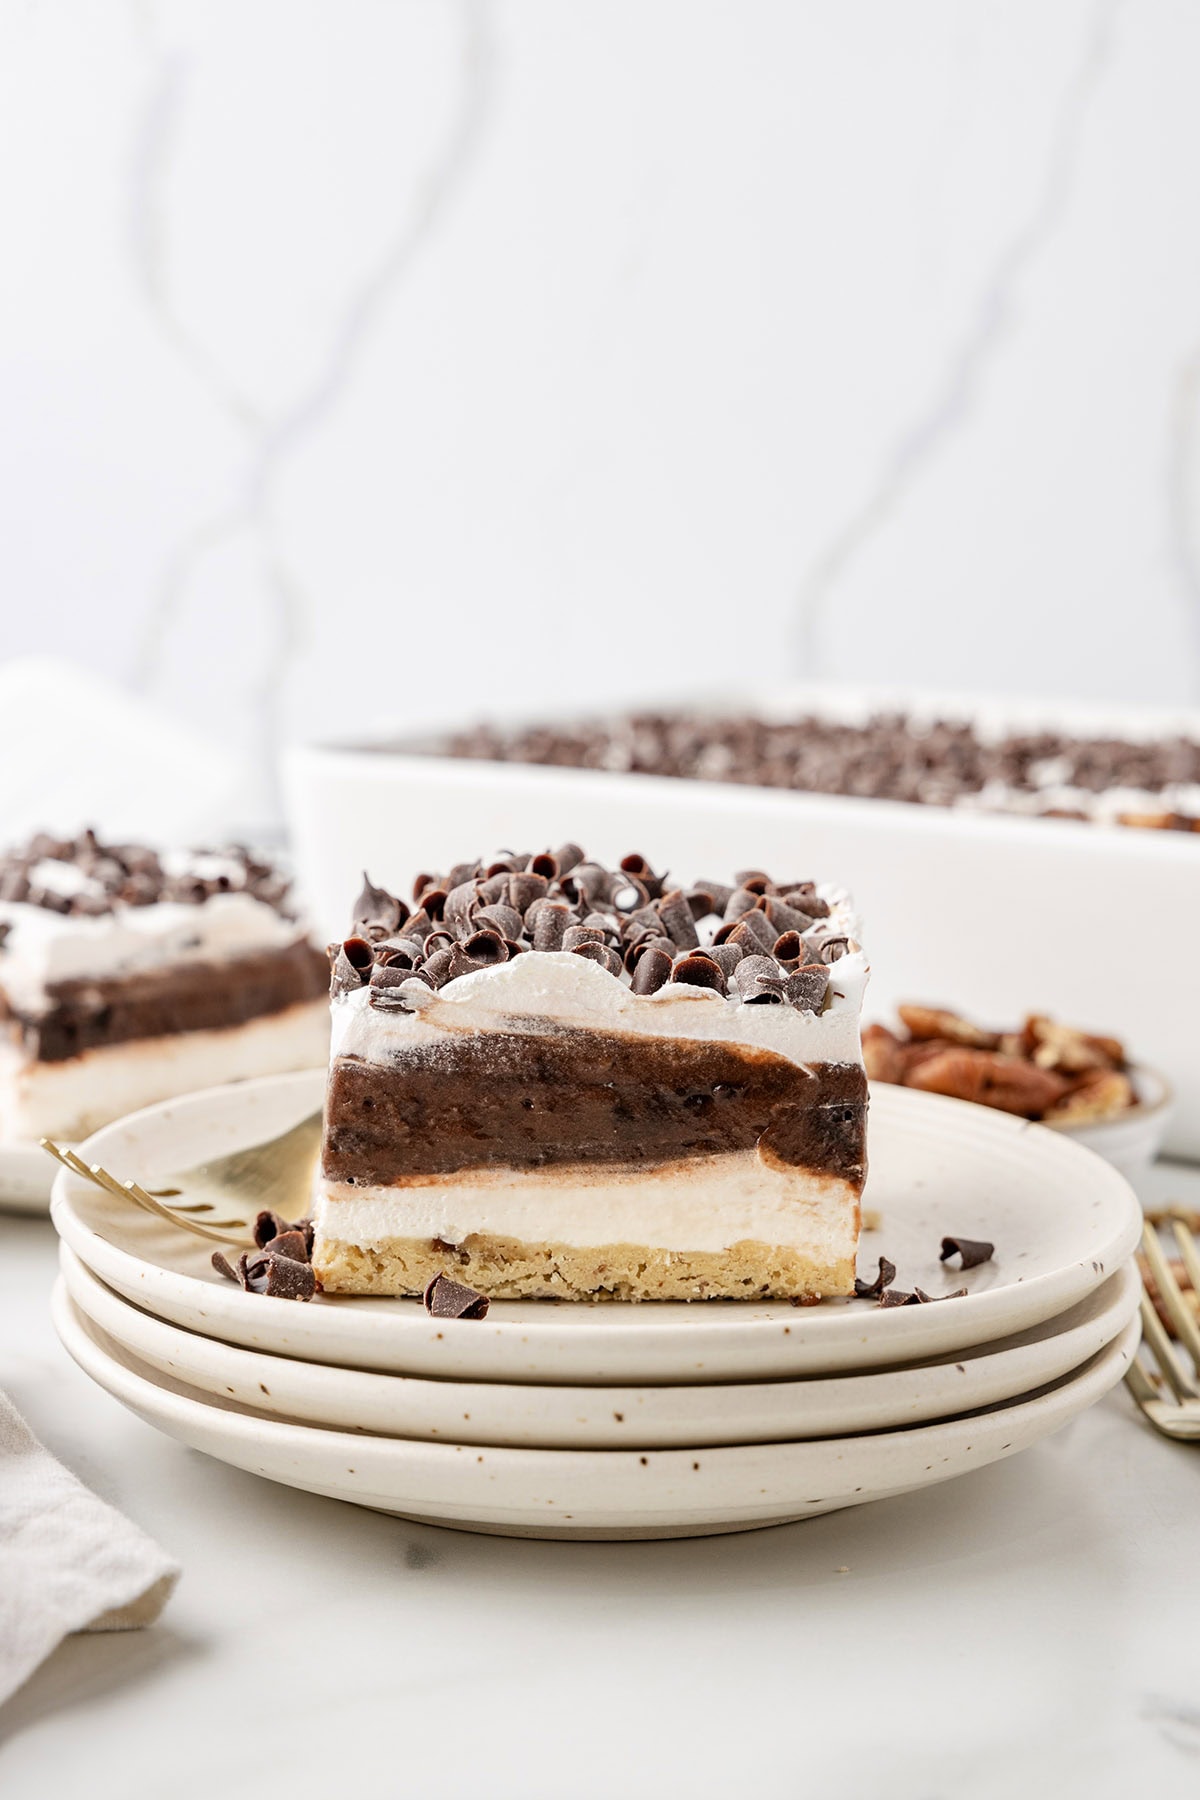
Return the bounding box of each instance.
[818,936,851,964]
[448,930,508,979]
[878,1284,967,1308]
[531,900,572,951]
[474,902,524,940]
[211,1247,317,1301]
[670,952,727,994]
[563,924,606,951]
[352,871,404,940]
[784,965,829,1013]
[732,955,785,1004]
[508,871,548,913]
[694,880,735,915]
[552,841,585,876]
[630,945,674,994]
[423,1272,490,1320]
[656,889,700,950]
[772,930,805,970]
[854,1255,897,1300]
[570,940,623,976]
[421,947,454,986]
[329,942,370,998]
[939,1235,995,1269]
[252,1209,313,1254]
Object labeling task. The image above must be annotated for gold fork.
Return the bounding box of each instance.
[1125,1219,1200,1441]
[40,1110,322,1250]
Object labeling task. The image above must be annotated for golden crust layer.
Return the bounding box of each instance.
[313,1231,856,1303]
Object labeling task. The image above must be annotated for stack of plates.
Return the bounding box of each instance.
[51,1073,1142,1540]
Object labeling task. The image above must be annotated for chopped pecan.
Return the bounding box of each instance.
[862,1023,909,1084]
[1025,1015,1124,1074]
[897,1004,999,1050]
[903,1048,1070,1118]
[1044,1068,1135,1124]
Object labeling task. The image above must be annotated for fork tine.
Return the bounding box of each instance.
[85,1161,253,1247]
[39,1138,110,1191]
[1140,1220,1200,1377]
[1171,1221,1200,1312]
[1125,1351,1166,1409]
[1137,1290,1196,1404]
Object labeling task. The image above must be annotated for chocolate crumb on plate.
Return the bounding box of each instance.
[424,1272,491,1321]
[939,1235,995,1269]
[854,1256,897,1300]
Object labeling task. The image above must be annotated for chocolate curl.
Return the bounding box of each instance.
[351,871,403,940]
[443,880,480,927]
[630,946,674,994]
[624,933,677,973]
[411,871,442,902]
[253,1209,313,1255]
[529,852,559,880]
[447,860,482,889]
[562,924,606,951]
[552,842,585,876]
[610,876,649,914]
[783,885,830,919]
[424,1272,490,1321]
[477,872,512,905]
[329,937,374,998]
[671,952,727,995]
[695,880,735,915]
[772,930,805,971]
[475,903,524,940]
[732,955,785,1005]
[716,911,776,956]
[939,1235,995,1269]
[582,910,621,940]
[754,893,814,936]
[503,938,526,957]
[420,930,454,958]
[418,887,448,922]
[723,887,762,921]
[854,1256,896,1300]
[818,936,851,964]
[247,1253,317,1301]
[570,941,623,977]
[656,889,699,950]
[484,856,517,877]
[401,909,435,944]
[531,900,572,951]
[421,947,454,987]
[705,942,744,978]
[569,862,612,909]
[684,887,720,921]
[785,965,829,1014]
[448,930,509,980]
[508,870,549,913]
[370,974,435,1011]
[621,904,663,940]
[733,870,774,895]
[373,936,425,969]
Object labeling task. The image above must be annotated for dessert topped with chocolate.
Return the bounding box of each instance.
[0,829,329,1141]
[313,847,869,1304]
[403,711,1200,833]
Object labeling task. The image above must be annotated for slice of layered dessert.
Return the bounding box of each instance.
[0,830,330,1141]
[314,848,869,1302]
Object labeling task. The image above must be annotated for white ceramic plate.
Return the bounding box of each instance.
[0,1139,54,1214]
[52,1282,1139,1540]
[59,1244,1142,1450]
[50,1070,1143,1384]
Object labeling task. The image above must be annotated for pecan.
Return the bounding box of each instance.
[897,1004,999,1050]
[903,1048,1070,1118]
[1044,1068,1135,1124]
[862,1023,909,1084]
[1025,1015,1123,1075]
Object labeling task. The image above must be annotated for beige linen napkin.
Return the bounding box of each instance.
[0,1389,178,1705]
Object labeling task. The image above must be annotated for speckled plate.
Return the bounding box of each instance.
[49,1070,1142,1383]
[59,1243,1141,1449]
[52,1281,1139,1540]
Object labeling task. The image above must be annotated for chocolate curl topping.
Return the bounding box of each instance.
[448,930,508,980]
[552,841,585,876]
[622,904,663,939]
[443,880,480,926]
[754,893,814,936]
[569,940,623,977]
[329,937,374,997]
[624,933,676,972]
[772,930,805,970]
[939,1235,995,1269]
[695,880,735,916]
[529,852,559,880]
[785,965,829,1013]
[484,856,517,877]
[630,945,674,994]
[563,923,606,951]
[854,1256,897,1300]
[732,955,785,1005]
[723,887,763,921]
[474,903,524,940]
[418,887,448,922]
[352,871,403,940]
[610,877,649,914]
[656,889,699,950]
[373,936,425,969]
[402,909,436,944]
[531,900,572,951]
[253,1209,313,1254]
[421,930,454,957]
[818,936,851,964]
[447,860,482,890]
[704,942,744,978]
[718,911,777,956]
[508,870,549,913]
[733,871,773,895]
[412,871,440,902]
[424,1272,490,1320]
[212,1248,316,1302]
[783,886,830,919]
[477,872,511,905]
[421,947,454,987]
[685,887,719,921]
[670,952,727,995]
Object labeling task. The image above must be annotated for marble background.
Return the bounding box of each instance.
[2,0,1200,827]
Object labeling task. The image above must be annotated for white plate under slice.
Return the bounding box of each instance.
[52,1281,1139,1541]
[50,1070,1143,1385]
[0,1138,54,1214]
[59,1245,1142,1450]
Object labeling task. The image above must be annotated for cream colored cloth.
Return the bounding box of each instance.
[0,1390,178,1705]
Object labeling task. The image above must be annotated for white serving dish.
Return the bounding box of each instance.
[52,1283,1139,1541]
[281,684,1200,1158]
[59,1244,1140,1450]
[50,1069,1142,1384]
[1045,1063,1174,1183]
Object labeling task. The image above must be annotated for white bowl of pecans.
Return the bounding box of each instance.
[864,1006,1173,1186]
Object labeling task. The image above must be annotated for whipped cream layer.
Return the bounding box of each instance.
[0,891,306,1015]
[332,925,868,1071]
[315,1160,857,1257]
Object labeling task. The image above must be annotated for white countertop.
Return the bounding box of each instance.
[2,1165,1199,1799]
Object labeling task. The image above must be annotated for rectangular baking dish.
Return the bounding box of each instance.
[281,685,1200,1159]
